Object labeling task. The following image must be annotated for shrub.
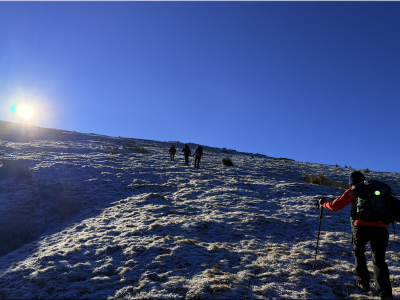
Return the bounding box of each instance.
[364,168,371,173]
[132,146,149,153]
[0,159,32,181]
[222,157,233,166]
[302,174,349,189]
[122,143,135,149]
[122,144,149,153]
[110,147,119,155]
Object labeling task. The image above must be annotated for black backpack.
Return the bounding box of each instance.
[350,180,400,225]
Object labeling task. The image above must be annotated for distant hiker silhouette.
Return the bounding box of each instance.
[181,144,191,166]
[317,171,393,300]
[193,145,203,169]
[169,145,176,161]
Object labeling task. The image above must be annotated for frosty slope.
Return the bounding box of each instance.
[0,120,399,299]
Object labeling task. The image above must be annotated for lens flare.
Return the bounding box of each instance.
[375,190,381,196]
[11,105,18,114]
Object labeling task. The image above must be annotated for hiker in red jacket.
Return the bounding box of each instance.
[317,171,393,300]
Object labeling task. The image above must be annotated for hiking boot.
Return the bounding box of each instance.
[355,281,369,291]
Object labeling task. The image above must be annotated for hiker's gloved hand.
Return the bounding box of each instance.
[316,197,327,209]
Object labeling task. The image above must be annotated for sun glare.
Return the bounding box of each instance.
[16,105,34,119]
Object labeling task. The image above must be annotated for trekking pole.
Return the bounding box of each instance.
[313,205,324,269]
[393,223,395,242]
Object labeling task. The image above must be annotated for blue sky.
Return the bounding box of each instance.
[1,2,399,173]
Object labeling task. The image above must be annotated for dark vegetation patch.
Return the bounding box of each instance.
[0,214,36,256]
[110,147,120,155]
[274,158,295,162]
[122,143,149,153]
[221,157,233,167]
[0,159,32,181]
[302,174,349,189]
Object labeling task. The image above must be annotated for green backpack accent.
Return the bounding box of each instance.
[350,180,392,224]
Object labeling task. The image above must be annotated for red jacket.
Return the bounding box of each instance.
[323,188,387,228]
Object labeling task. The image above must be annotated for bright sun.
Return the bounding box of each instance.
[17,105,34,119]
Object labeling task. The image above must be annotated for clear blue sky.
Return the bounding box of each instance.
[1,2,399,173]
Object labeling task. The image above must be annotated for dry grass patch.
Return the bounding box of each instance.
[176,238,196,245]
[155,253,171,260]
[209,284,232,293]
[122,143,149,153]
[302,174,349,189]
[117,267,130,275]
[149,222,162,230]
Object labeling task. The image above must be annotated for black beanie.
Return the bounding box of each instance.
[349,171,365,186]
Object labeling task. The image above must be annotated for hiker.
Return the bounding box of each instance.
[193,145,203,169]
[181,144,191,166]
[169,145,176,161]
[317,171,393,300]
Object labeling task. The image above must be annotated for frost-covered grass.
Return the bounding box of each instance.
[0,120,399,299]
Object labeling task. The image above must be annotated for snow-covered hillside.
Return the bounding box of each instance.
[0,120,399,299]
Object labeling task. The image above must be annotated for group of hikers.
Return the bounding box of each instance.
[168,144,203,169]
[318,171,400,300]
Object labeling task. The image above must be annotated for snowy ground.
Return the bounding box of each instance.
[0,120,399,299]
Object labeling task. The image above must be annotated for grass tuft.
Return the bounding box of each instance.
[221,157,233,166]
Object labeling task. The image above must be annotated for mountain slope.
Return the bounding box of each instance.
[0,120,399,299]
